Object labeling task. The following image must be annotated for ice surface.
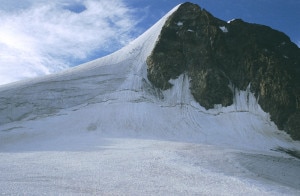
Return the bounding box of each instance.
[0,4,300,195]
[177,21,183,26]
[219,26,228,33]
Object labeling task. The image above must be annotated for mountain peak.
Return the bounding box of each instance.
[0,2,299,144]
[147,2,300,139]
[1,3,300,194]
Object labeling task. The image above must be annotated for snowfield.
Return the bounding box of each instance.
[0,5,300,195]
[1,139,300,195]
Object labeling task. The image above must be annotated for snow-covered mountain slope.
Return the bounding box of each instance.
[0,4,300,195]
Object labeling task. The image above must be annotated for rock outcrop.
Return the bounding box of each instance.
[147,2,300,140]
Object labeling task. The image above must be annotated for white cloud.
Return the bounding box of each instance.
[0,0,140,85]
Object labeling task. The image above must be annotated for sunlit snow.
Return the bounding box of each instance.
[227,19,237,23]
[0,5,299,195]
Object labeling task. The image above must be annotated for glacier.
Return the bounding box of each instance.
[0,4,300,195]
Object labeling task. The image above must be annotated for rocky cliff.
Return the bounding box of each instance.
[147,2,300,140]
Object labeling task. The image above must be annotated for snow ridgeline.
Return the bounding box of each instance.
[0,5,180,126]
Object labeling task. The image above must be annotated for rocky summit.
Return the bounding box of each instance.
[147,2,300,140]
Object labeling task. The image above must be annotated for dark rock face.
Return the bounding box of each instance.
[146,2,300,140]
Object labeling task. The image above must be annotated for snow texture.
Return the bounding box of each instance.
[219,26,228,33]
[0,4,300,195]
[177,21,183,26]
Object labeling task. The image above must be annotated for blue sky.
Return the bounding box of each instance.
[0,0,299,85]
[129,0,300,45]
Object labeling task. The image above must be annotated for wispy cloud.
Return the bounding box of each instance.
[0,0,140,85]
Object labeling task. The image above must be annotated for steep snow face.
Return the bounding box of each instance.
[0,5,178,126]
[0,4,300,195]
